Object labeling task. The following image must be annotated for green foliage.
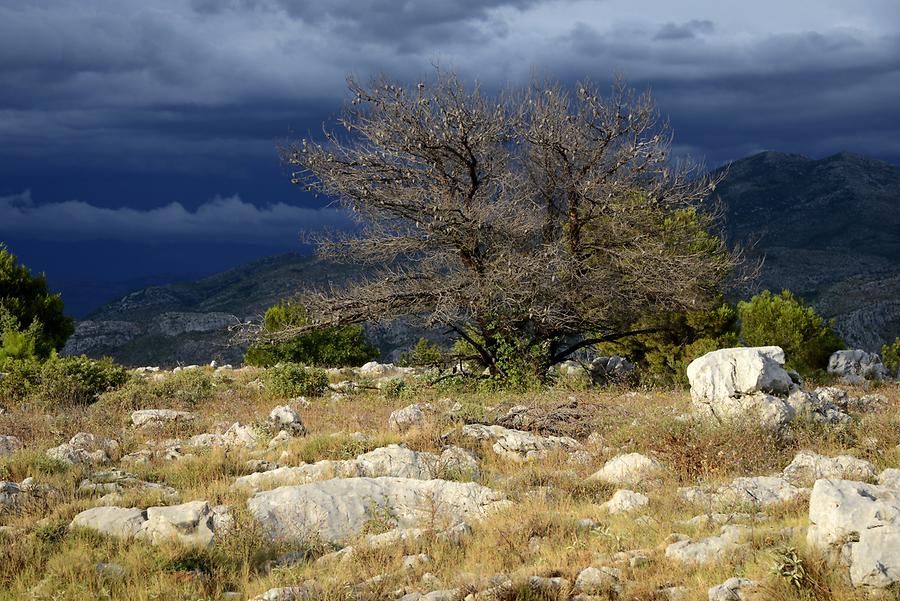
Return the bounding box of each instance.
[737,290,843,375]
[156,369,214,407]
[453,326,550,391]
[882,337,900,378]
[380,378,406,399]
[771,546,808,591]
[244,302,378,367]
[600,301,739,386]
[0,244,73,358]
[398,337,447,368]
[26,355,129,408]
[0,357,42,404]
[261,362,329,398]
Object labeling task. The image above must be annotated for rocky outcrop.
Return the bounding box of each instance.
[827,350,891,383]
[459,424,581,462]
[131,409,196,428]
[389,404,425,433]
[246,476,509,545]
[601,490,649,514]
[679,476,807,508]
[665,525,750,565]
[46,432,119,465]
[70,500,231,547]
[807,479,900,588]
[781,451,875,487]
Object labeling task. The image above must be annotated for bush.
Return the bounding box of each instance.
[600,300,739,386]
[155,369,214,407]
[261,363,328,398]
[28,355,129,408]
[882,337,900,378]
[398,337,448,368]
[737,290,843,376]
[0,358,42,404]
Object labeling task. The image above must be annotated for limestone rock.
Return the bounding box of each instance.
[590,453,662,486]
[878,468,900,489]
[188,422,260,448]
[679,476,807,508]
[389,404,425,433]
[708,578,757,600]
[268,405,307,436]
[0,435,22,458]
[247,476,509,545]
[665,525,750,566]
[574,566,621,594]
[438,446,481,480]
[130,409,195,428]
[828,350,890,383]
[601,489,649,514]
[781,451,875,486]
[137,500,218,547]
[78,468,177,498]
[460,424,581,462]
[807,479,900,588]
[70,506,146,538]
[46,432,119,465]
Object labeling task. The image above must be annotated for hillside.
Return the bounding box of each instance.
[63,151,900,365]
[714,151,900,349]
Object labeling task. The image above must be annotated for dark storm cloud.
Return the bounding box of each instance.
[2,0,900,243]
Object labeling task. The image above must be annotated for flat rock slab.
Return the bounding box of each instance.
[460,424,581,462]
[247,476,510,545]
[679,476,808,508]
[782,451,875,486]
[131,409,196,427]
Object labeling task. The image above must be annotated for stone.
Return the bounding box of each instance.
[438,446,481,479]
[659,586,690,601]
[574,566,621,594]
[95,562,126,579]
[460,424,581,462]
[268,405,307,436]
[679,476,807,508]
[828,350,890,382]
[665,525,750,566]
[130,409,195,428]
[590,453,662,486]
[389,404,425,433]
[70,507,146,538]
[0,481,26,511]
[601,489,649,514]
[785,390,851,425]
[528,576,569,594]
[878,468,900,489]
[247,476,509,545]
[402,553,432,570]
[137,500,218,547]
[188,422,261,448]
[807,479,900,588]
[78,468,177,498]
[678,512,767,529]
[46,433,119,465]
[708,578,757,601]
[249,585,314,601]
[781,451,876,486]
[0,435,22,457]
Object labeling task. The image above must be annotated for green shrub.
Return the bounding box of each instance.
[381,378,406,399]
[600,300,739,386]
[244,302,378,368]
[0,357,42,404]
[398,337,448,368]
[28,355,129,408]
[261,362,329,398]
[882,337,900,378]
[155,369,214,407]
[737,290,843,375]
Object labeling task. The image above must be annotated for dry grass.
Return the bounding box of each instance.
[0,369,898,600]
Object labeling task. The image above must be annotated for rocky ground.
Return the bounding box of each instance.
[1,355,900,600]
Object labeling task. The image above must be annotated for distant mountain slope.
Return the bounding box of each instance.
[715,151,900,349]
[64,151,900,365]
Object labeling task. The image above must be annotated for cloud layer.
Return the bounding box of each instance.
[0,190,349,243]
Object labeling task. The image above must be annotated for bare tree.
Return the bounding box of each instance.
[277,71,737,378]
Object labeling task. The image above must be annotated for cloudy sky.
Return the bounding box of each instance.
[2,0,899,314]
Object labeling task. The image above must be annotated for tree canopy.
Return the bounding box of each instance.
[277,72,739,379]
[0,244,74,360]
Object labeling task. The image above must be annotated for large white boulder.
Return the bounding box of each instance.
[268,405,307,436]
[136,500,218,547]
[247,476,509,545]
[807,479,900,588]
[781,451,875,487]
[590,453,662,486]
[687,347,796,429]
[827,350,890,383]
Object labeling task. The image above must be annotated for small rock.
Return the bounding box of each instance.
[601,489,649,514]
[268,405,307,436]
[590,453,662,486]
[0,435,23,458]
[130,409,195,428]
[782,451,876,486]
[389,404,425,433]
[574,566,621,594]
[708,577,757,601]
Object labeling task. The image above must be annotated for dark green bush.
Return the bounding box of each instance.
[261,362,329,398]
[0,244,74,358]
[155,369,214,407]
[28,355,129,408]
[737,290,843,375]
[244,302,378,368]
[0,358,42,404]
[600,300,739,386]
[882,337,900,378]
